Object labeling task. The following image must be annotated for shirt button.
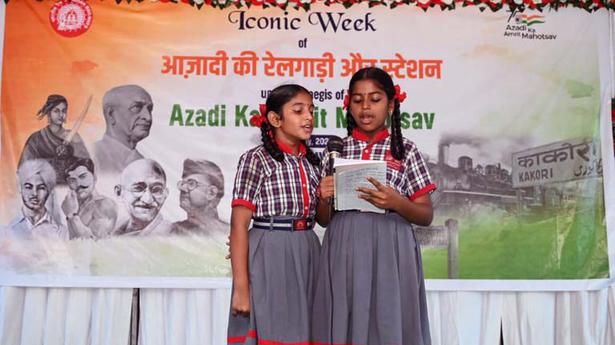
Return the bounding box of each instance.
[302,184,306,187]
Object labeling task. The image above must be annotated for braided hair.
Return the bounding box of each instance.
[260,84,321,167]
[345,67,405,160]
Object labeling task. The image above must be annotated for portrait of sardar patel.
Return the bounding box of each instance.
[93,85,153,176]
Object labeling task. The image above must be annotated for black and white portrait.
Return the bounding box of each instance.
[93,85,153,176]
[172,159,229,239]
[62,158,118,239]
[18,95,90,185]
[7,159,67,240]
[113,158,172,236]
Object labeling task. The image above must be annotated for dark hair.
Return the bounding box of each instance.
[346,67,405,160]
[65,158,95,179]
[37,94,67,120]
[260,84,320,166]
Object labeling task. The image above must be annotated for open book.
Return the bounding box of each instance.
[333,158,387,214]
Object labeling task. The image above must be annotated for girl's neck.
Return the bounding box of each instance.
[275,134,302,155]
[355,125,387,143]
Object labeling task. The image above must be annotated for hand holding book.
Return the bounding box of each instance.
[333,158,387,213]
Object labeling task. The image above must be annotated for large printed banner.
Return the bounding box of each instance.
[0,1,613,290]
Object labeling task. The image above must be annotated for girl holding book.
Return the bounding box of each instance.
[313,67,436,345]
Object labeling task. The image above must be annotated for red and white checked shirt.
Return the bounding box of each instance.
[231,140,320,218]
[321,128,436,201]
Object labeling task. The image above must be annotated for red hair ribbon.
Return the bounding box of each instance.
[250,104,268,127]
[394,85,407,103]
[342,94,350,110]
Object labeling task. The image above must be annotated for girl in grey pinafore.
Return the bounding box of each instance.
[227,85,321,345]
[312,67,436,345]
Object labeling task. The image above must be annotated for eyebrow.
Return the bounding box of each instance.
[291,102,312,106]
[351,91,384,96]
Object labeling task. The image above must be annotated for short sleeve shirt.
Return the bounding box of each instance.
[232,142,320,218]
[321,128,436,200]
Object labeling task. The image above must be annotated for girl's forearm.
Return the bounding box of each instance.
[230,207,252,287]
[316,198,332,227]
[393,195,433,226]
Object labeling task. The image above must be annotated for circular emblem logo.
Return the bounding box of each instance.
[49,0,93,38]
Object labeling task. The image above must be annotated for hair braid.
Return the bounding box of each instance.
[389,100,405,160]
[304,143,321,166]
[346,109,357,136]
[260,122,284,162]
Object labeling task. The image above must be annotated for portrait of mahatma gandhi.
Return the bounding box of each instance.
[62,158,118,239]
[113,159,172,236]
[172,159,229,238]
[7,159,67,240]
[93,85,153,176]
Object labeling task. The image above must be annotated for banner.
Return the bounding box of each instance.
[0,1,613,290]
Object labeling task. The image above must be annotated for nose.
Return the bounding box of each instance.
[178,182,189,192]
[140,106,153,123]
[140,188,154,203]
[361,99,370,110]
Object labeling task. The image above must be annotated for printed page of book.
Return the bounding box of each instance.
[333,158,387,214]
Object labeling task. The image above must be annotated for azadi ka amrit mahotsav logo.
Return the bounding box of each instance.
[514,13,545,26]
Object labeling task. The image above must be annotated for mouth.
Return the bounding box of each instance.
[134,203,155,210]
[133,122,151,131]
[301,123,313,132]
[28,198,40,205]
[357,114,374,125]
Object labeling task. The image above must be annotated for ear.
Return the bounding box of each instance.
[104,105,116,126]
[114,185,122,197]
[388,100,395,116]
[267,111,282,128]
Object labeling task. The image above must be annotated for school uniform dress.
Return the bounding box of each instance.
[312,128,436,345]
[227,141,321,345]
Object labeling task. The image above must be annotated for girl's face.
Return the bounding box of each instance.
[349,79,394,139]
[271,91,314,145]
[48,102,67,127]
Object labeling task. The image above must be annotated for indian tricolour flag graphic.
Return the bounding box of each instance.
[516,13,546,26]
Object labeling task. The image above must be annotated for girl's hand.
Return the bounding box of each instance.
[231,285,251,316]
[357,177,404,211]
[317,176,334,202]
